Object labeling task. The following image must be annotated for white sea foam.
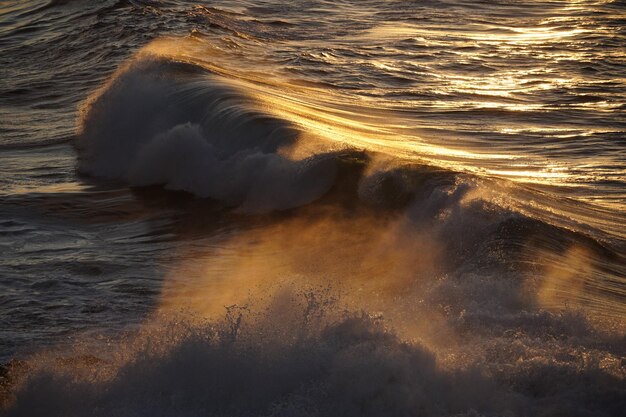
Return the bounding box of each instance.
[76,58,337,212]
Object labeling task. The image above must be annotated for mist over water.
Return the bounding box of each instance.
[1,1,625,416]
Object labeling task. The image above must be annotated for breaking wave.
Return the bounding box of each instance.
[2,2,626,417]
[2,291,624,417]
[72,52,625,320]
[75,57,338,212]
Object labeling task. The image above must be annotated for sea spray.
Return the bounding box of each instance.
[2,289,623,417]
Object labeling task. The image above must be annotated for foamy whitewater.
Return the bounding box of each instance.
[0,1,625,416]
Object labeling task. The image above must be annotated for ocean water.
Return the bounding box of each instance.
[1,0,625,416]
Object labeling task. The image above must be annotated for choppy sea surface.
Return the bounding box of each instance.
[1,1,625,416]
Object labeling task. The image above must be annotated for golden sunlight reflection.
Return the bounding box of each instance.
[498,127,619,138]
[486,167,570,182]
[536,245,592,311]
[468,27,587,44]
[137,32,625,217]
[532,243,626,319]
[4,182,88,195]
[157,200,625,346]
[157,207,452,344]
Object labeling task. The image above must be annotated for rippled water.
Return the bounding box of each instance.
[1,1,625,416]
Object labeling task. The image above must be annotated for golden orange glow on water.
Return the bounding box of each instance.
[158,210,438,311]
[2,2,626,415]
[137,32,626,233]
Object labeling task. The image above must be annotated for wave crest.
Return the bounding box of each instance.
[75,57,337,212]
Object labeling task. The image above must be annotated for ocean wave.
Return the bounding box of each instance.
[2,2,626,416]
[71,51,625,319]
[2,291,624,417]
[75,57,338,212]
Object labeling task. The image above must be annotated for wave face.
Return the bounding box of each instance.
[76,58,337,211]
[1,1,625,416]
